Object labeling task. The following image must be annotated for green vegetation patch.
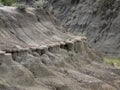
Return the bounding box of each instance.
[0,79,9,89]
[33,0,45,9]
[104,57,120,67]
[0,0,17,6]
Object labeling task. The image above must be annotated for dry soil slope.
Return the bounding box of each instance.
[0,6,120,90]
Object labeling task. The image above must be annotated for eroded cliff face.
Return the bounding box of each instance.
[0,7,120,90]
[45,0,120,57]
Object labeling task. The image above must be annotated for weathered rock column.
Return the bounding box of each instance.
[36,45,48,55]
[65,40,74,51]
[74,39,82,53]
[12,48,29,62]
[0,51,13,65]
[48,43,60,53]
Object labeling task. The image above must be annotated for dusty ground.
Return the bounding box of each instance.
[0,6,120,90]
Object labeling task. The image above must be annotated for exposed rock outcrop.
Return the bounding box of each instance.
[0,6,120,90]
[45,0,120,57]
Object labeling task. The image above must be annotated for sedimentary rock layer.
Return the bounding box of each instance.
[0,7,120,90]
[45,0,120,57]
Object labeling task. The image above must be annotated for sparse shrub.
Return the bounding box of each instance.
[33,0,44,9]
[0,3,4,7]
[104,57,120,67]
[12,3,18,7]
[17,4,26,12]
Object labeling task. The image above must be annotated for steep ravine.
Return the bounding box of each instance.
[45,0,120,57]
[0,7,120,90]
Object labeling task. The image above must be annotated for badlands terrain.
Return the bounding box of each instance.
[45,0,120,57]
[0,1,120,90]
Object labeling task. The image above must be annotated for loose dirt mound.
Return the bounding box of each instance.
[0,6,120,90]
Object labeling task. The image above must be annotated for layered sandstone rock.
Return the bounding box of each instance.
[0,6,120,90]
